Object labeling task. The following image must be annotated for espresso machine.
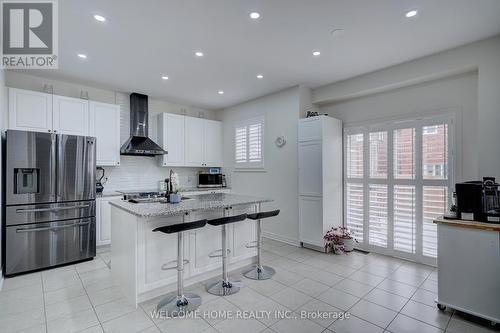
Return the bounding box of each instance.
[455,177,500,223]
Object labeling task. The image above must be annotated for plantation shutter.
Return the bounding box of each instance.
[234,117,264,169]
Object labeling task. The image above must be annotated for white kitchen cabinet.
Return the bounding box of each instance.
[90,101,121,166]
[158,114,223,167]
[203,119,223,167]
[157,113,185,166]
[52,95,89,135]
[185,116,205,166]
[96,196,122,246]
[298,116,343,250]
[8,88,53,133]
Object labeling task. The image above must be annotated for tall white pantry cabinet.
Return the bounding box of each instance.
[298,115,343,250]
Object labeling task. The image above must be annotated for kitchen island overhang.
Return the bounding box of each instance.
[109,193,272,307]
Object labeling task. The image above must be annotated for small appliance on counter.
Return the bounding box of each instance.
[198,171,226,188]
[96,167,106,194]
[455,177,500,223]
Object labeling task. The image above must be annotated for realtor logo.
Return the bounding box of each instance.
[1,0,58,68]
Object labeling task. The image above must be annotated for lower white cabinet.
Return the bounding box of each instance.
[90,101,121,166]
[96,196,122,246]
[299,196,324,248]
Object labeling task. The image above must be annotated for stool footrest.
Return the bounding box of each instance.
[208,248,231,258]
[161,259,190,270]
[245,241,258,249]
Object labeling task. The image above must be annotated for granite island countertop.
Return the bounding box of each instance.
[108,193,272,218]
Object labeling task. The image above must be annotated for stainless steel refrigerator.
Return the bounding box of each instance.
[3,130,96,276]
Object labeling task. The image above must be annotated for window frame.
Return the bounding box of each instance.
[344,113,455,265]
[233,116,265,170]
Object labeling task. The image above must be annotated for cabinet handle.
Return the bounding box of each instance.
[48,129,51,132]
[117,162,120,165]
[53,130,57,133]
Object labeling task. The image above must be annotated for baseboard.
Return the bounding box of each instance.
[261,231,301,247]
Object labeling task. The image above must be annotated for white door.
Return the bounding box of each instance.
[89,101,121,166]
[185,116,204,166]
[203,119,223,167]
[8,88,53,133]
[299,196,323,247]
[159,113,185,166]
[96,197,121,246]
[298,141,323,196]
[53,95,89,135]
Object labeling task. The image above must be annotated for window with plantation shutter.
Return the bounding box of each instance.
[344,114,453,265]
[234,117,264,169]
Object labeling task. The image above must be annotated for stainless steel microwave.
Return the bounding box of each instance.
[198,173,225,188]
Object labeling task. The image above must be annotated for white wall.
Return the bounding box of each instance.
[4,71,216,191]
[320,72,479,182]
[219,87,301,245]
[314,35,500,180]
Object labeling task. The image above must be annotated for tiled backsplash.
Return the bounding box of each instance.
[101,157,201,192]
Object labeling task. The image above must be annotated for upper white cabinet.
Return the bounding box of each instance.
[159,114,223,167]
[8,88,122,166]
[53,95,89,135]
[185,116,205,166]
[157,113,185,166]
[90,101,121,166]
[8,88,53,133]
[203,119,223,167]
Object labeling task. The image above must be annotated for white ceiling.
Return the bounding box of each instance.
[25,0,500,110]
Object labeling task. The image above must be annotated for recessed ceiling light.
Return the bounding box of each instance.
[161,75,169,80]
[218,90,224,95]
[93,14,106,22]
[249,12,261,19]
[195,51,204,57]
[405,10,418,18]
[312,51,321,56]
[77,53,87,59]
[256,74,264,79]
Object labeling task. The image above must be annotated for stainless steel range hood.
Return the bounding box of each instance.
[120,93,167,156]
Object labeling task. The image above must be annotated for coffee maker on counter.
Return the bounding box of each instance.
[455,177,500,223]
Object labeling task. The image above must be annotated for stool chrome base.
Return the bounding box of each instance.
[243,265,276,280]
[156,293,201,316]
[206,279,241,296]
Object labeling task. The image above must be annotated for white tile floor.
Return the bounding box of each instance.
[1,239,498,333]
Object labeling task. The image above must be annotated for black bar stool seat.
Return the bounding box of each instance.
[247,209,280,221]
[243,209,280,280]
[152,218,207,316]
[153,219,207,234]
[206,211,247,296]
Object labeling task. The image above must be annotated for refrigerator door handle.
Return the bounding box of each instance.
[15,221,91,233]
[16,205,91,214]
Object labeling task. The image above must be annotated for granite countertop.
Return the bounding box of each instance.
[434,217,500,232]
[108,193,272,217]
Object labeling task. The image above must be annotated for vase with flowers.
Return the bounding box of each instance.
[324,226,355,254]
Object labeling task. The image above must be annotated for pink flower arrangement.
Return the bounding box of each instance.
[324,226,354,254]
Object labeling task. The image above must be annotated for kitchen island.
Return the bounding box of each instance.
[109,193,271,306]
[434,218,500,324]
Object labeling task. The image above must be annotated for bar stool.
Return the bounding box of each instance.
[152,216,207,316]
[243,209,280,280]
[206,209,247,296]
